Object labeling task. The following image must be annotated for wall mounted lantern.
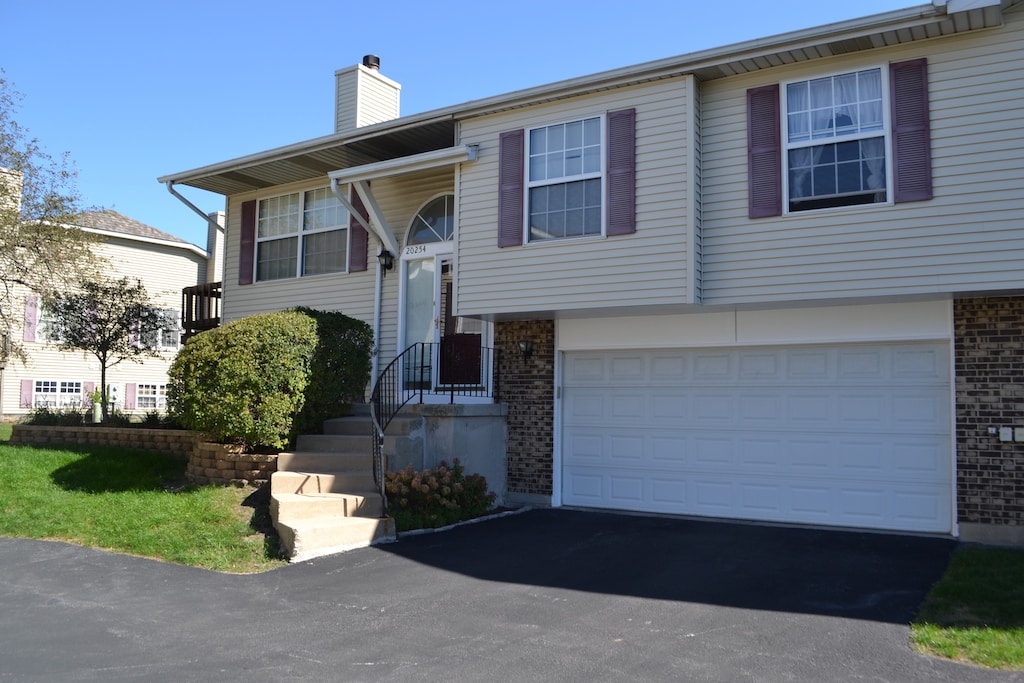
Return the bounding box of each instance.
[377,249,394,275]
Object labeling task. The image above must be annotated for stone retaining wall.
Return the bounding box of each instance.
[8,425,277,487]
[9,425,200,460]
[186,442,277,487]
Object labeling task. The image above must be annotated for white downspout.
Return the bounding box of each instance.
[164,182,226,239]
[372,257,383,389]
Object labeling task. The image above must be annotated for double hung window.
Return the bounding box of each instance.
[256,188,348,281]
[136,384,167,410]
[784,68,888,212]
[141,308,181,351]
[34,380,82,408]
[527,117,603,242]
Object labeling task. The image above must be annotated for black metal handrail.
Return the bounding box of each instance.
[369,342,497,513]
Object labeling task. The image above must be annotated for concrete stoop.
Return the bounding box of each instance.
[271,413,399,562]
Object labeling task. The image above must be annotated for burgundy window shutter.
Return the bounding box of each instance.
[498,129,525,247]
[83,382,95,402]
[348,186,369,272]
[23,295,39,342]
[890,58,932,203]
[20,380,33,408]
[239,200,256,285]
[747,84,782,218]
[606,108,637,236]
[125,383,137,411]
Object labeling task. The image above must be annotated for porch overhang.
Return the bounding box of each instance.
[156,115,457,196]
[329,145,479,256]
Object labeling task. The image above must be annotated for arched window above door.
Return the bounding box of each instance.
[407,194,454,245]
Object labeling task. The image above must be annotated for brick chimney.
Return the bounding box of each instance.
[334,55,401,134]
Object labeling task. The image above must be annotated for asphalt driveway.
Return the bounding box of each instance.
[0,508,1019,682]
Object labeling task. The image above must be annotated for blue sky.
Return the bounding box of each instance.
[4,0,916,249]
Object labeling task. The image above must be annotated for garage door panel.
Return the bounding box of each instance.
[565,430,949,484]
[562,343,952,534]
[609,476,644,503]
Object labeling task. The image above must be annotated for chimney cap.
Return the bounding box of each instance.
[362,55,380,70]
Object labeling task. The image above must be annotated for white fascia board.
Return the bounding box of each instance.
[328,145,478,185]
[936,0,1001,9]
[76,225,208,259]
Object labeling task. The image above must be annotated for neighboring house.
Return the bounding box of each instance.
[1,209,219,418]
[160,0,1024,544]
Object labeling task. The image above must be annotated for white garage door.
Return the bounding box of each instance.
[561,343,952,533]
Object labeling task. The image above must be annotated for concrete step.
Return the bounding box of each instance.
[271,491,384,521]
[275,515,396,562]
[324,414,421,436]
[295,433,369,452]
[271,470,376,495]
[276,450,372,473]
[322,416,373,436]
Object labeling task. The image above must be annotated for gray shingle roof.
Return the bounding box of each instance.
[74,210,190,245]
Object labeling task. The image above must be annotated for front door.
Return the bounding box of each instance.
[399,195,485,394]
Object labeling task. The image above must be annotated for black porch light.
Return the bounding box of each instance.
[377,249,395,273]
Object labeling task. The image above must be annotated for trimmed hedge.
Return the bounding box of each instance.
[166,308,372,450]
[290,306,374,436]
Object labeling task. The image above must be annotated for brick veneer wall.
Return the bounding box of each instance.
[495,320,555,500]
[955,296,1024,539]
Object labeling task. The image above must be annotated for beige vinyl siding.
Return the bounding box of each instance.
[700,7,1024,304]
[222,171,454,370]
[457,77,693,318]
[223,178,375,327]
[689,76,703,303]
[2,236,206,416]
[102,238,206,309]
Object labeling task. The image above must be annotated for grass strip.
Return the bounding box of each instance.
[0,441,285,573]
[912,546,1024,669]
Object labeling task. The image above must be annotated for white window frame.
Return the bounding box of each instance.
[141,308,181,351]
[255,187,350,282]
[136,383,167,410]
[526,115,606,243]
[38,304,64,343]
[34,380,83,409]
[781,65,894,214]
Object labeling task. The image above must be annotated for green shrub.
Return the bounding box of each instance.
[290,307,373,436]
[23,407,86,426]
[104,410,133,427]
[166,310,319,450]
[384,460,496,532]
[141,410,163,427]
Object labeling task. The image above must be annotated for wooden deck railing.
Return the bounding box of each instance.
[181,281,222,343]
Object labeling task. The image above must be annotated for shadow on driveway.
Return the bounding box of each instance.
[377,508,956,625]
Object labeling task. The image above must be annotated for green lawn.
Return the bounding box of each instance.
[0,438,286,573]
[912,546,1024,669]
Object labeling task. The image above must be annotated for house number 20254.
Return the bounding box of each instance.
[404,245,427,256]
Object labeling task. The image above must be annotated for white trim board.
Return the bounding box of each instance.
[557,299,952,351]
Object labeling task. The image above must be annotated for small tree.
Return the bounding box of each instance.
[45,277,174,421]
[0,72,99,360]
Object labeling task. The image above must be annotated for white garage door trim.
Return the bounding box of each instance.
[560,342,953,534]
